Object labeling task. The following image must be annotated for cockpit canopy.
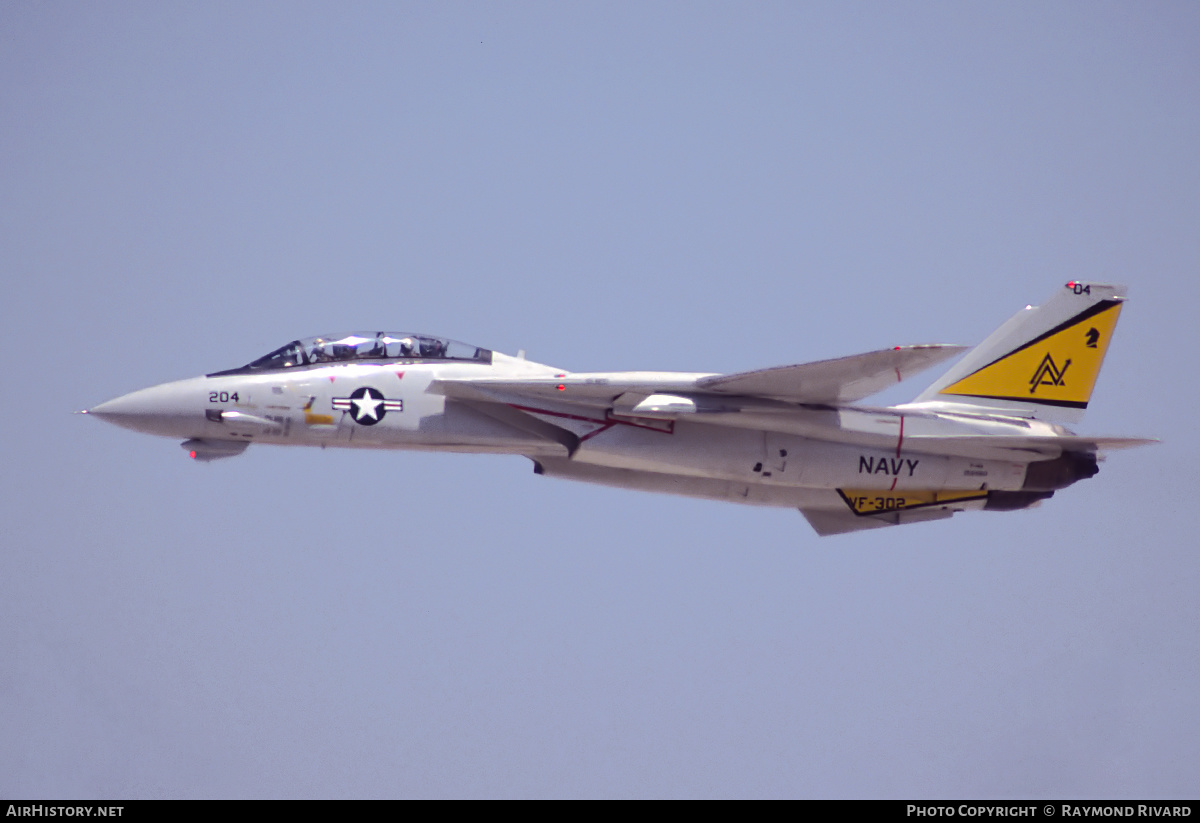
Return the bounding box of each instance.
[213,332,493,375]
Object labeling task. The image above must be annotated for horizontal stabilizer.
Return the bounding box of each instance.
[897,434,1158,459]
[697,345,967,404]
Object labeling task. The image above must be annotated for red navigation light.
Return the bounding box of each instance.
[189,450,197,459]
[556,384,565,391]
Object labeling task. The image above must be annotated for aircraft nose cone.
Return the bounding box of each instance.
[89,393,155,429]
[88,378,208,437]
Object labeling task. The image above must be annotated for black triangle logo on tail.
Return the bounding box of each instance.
[1029,353,1070,394]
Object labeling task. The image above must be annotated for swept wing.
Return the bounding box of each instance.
[431,344,967,409]
[695,344,967,403]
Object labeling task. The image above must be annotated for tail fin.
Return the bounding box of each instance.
[911,281,1126,422]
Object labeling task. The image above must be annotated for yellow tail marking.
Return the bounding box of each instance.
[940,301,1122,408]
[837,488,988,516]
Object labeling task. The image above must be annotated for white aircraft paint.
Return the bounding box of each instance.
[87,284,1154,535]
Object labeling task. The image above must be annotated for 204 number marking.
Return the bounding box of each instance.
[208,391,239,403]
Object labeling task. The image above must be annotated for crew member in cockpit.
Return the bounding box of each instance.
[420,337,446,358]
[365,332,387,358]
[309,338,331,362]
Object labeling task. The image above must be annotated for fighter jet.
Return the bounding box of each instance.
[86,282,1153,535]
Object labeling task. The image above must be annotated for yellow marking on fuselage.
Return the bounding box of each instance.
[837,488,989,515]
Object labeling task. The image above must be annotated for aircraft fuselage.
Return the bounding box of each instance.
[92,353,1041,495]
[87,286,1148,536]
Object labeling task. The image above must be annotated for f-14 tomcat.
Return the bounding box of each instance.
[87,282,1152,535]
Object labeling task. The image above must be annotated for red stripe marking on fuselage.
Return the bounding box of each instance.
[889,415,906,491]
[580,423,616,442]
[506,403,675,441]
[507,404,606,425]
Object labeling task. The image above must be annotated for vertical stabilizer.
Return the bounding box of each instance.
[909,282,1126,423]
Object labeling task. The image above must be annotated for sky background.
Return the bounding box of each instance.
[3,1,1198,799]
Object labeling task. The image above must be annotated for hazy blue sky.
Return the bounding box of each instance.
[3,1,1197,798]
